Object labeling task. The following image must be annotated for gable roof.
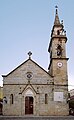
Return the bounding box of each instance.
[2,58,52,77]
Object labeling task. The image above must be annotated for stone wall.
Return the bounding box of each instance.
[3,59,69,116]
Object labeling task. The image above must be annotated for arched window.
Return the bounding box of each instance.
[45,94,48,104]
[10,94,13,104]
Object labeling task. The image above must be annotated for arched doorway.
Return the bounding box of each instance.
[25,89,34,115]
[25,96,33,114]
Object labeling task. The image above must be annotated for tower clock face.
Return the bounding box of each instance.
[57,62,63,67]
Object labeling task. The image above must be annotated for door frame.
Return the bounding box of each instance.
[25,96,33,115]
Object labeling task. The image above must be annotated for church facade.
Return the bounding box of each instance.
[2,8,69,116]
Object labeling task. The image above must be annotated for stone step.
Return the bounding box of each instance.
[0,116,74,120]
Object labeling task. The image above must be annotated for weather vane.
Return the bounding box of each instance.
[28,51,32,59]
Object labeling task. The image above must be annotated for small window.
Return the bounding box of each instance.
[57,30,60,35]
[50,51,52,58]
[45,94,48,104]
[57,45,62,56]
[10,94,13,104]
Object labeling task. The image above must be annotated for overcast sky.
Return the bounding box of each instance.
[0,0,74,90]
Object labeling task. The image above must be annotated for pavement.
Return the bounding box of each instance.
[0,116,74,120]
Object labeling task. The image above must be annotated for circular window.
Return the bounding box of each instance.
[26,72,33,80]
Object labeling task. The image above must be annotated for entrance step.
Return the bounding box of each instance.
[0,116,74,120]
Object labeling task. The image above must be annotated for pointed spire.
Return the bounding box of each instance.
[54,6,60,25]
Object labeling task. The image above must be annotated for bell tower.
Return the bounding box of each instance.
[48,6,69,85]
[48,7,69,115]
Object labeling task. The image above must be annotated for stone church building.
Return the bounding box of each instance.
[2,8,69,116]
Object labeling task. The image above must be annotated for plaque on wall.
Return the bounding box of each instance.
[54,92,63,101]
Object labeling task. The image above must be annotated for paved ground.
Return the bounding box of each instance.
[0,116,74,120]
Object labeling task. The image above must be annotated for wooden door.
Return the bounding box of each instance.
[25,96,33,114]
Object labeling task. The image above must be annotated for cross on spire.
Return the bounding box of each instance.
[28,51,32,59]
[54,5,60,25]
[55,5,58,14]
